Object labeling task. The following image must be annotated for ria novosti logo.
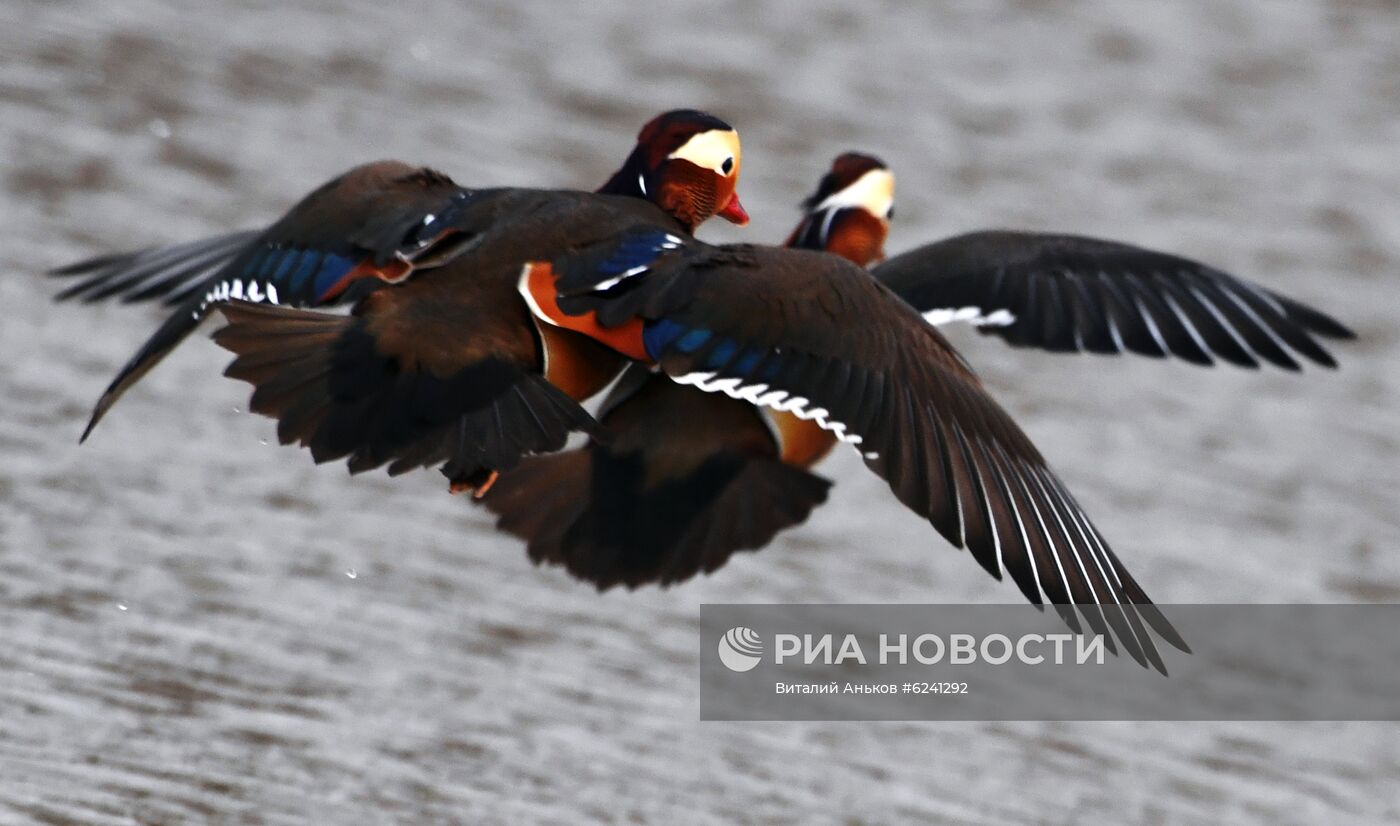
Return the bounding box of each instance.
[718,627,764,672]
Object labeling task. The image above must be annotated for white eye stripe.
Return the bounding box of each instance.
[816,168,895,218]
[667,129,742,175]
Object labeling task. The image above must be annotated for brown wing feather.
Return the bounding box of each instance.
[64,161,478,441]
[481,368,831,588]
[213,299,598,477]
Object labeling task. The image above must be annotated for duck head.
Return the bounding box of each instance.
[599,109,748,232]
[787,152,895,266]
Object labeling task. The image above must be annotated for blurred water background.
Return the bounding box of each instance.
[2,1,1398,822]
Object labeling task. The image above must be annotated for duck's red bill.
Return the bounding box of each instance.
[719,193,750,225]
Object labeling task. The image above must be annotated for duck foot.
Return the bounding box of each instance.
[448,469,499,499]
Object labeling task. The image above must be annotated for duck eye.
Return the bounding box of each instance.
[720,156,734,175]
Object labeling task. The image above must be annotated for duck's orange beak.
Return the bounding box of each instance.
[718,191,750,225]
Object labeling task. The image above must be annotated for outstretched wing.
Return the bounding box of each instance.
[541,232,1188,672]
[213,299,600,478]
[51,231,261,305]
[873,230,1354,370]
[67,161,479,440]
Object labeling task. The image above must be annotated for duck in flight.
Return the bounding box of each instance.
[510,150,1353,672]
[50,109,749,489]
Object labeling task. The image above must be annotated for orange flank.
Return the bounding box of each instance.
[772,410,839,468]
[536,323,626,401]
[519,262,651,362]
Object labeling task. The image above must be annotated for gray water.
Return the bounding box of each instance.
[2,1,1398,823]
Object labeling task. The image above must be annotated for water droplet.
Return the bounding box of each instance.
[116,602,128,611]
[409,42,430,61]
[231,406,242,414]
[259,438,268,445]
[147,118,171,139]
[345,568,358,580]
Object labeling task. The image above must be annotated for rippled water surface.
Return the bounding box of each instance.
[3,1,1399,823]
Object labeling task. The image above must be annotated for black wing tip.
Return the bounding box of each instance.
[47,257,113,278]
[78,409,102,443]
[1309,348,1340,369]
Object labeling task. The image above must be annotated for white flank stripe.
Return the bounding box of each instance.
[516,263,558,328]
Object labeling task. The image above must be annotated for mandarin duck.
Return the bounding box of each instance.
[512,156,1199,671]
[52,109,748,490]
[490,149,1354,672]
[481,154,895,590]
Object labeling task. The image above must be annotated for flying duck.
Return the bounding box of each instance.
[482,153,892,590]
[492,150,1354,672]
[517,158,1195,671]
[50,109,748,488]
